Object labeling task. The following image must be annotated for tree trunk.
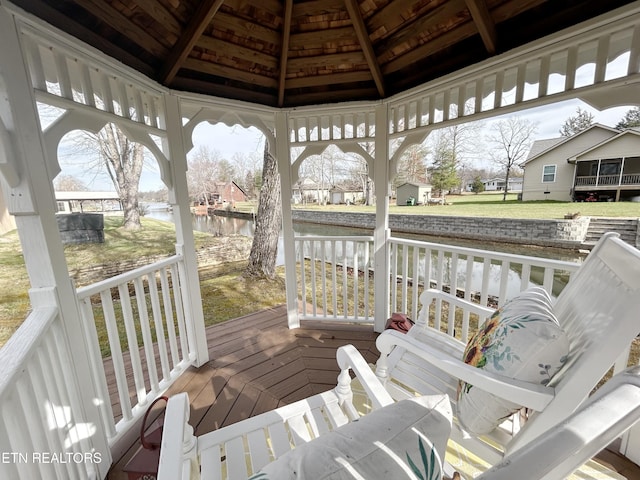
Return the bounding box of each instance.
[245,140,282,279]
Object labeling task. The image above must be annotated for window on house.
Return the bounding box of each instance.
[542,165,556,182]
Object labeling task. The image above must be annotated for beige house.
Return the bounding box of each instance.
[522,124,640,201]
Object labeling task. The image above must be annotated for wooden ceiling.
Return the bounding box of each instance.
[11,0,638,108]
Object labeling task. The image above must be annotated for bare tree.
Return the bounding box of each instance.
[98,124,145,229]
[486,116,537,201]
[245,139,281,279]
[186,146,222,205]
[395,143,429,187]
[54,174,88,191]
[60,123,147,229]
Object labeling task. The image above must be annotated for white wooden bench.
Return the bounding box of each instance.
[158,233,640,479]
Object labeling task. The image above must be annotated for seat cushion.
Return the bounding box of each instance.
[249,394,452,480]
[457,287,569,436]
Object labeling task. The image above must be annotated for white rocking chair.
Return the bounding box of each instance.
[157,232,640,479]
[375,232,640,464]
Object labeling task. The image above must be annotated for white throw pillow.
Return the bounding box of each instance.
[457,287,569,436]
[249,394,452,480]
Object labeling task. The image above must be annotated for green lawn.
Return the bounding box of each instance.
[295,193,640,219]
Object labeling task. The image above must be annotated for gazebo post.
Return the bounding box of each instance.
[275,111,300,328]
[373,104,391,332]
[163,93,209,367]
[0,8,111,476]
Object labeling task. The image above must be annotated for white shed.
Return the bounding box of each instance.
[396,182,432,205]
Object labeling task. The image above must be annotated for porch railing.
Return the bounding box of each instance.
[0,304,103,480]
[75,254,197,448]
[575,173,640,187]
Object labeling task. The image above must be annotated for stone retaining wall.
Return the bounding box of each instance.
[70,235,252,286]
[292,210,591,249]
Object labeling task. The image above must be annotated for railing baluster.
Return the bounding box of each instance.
[498,261,510,308]
[100,290,133,421]
[321,240,328,316]
[170,263,189,363]
[310,240,317,317]
[401,244,409,314]
[134,277,160,393]
[331,240,337,318]
[411,246,420,321]
[159,269,179,370]
[118,283,147,406]
[342,239,348,319]
[147,272,171,381]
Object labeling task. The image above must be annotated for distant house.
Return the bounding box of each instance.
[396,182,432,205]
[211,181,248,204]
[292,178,330,204]
[482,177,523,192]
[329,185,363,204]
[522,124,640,201]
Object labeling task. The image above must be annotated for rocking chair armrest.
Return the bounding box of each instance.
[158,392,195,480]
[336,344,395,410]
[418,288,495,324]
[376,330,554,411]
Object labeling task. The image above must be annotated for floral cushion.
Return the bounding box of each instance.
[249,394,452,480]
[457,287,569,436]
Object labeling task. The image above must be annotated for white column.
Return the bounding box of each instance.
[162,94,209,366]
[275,111,300,328]
[0,7,111,477]
[373,104,390,332]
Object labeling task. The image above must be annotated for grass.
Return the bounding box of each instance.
[295,192,640,219]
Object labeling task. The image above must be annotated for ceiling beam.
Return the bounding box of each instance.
[464,0,497,54]
[278,0,293,107]
[344,0,385,97]
[160,0,225,84]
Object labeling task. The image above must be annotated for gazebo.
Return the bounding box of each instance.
[1,1,640,478]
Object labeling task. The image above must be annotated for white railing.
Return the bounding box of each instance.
[0,305,103,480]
[388,237,580,324]
[76,255,197,448]
[294,235,580,326]
[295,235,374,322]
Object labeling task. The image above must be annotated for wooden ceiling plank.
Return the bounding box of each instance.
[286,70,373,89]
[293,0,346,17]
[344,0,384,97]
[161,0,226,84]
[382,21,478,74]
[133,0,182,36]
[213,11,281,46]
[464,0,497,54]
[278,0,294,107]
[377,0,469,54]
[183,57,278,89]
[73,0,167,57]
[196,35,279,70]
[289,26,357,48]
[287,52,367,70]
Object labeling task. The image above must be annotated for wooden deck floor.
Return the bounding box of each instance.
[107,305,379,479]
[106,305,640,480]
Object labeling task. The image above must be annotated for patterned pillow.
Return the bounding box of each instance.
[457,287,569,436]
[249,394,452,480]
